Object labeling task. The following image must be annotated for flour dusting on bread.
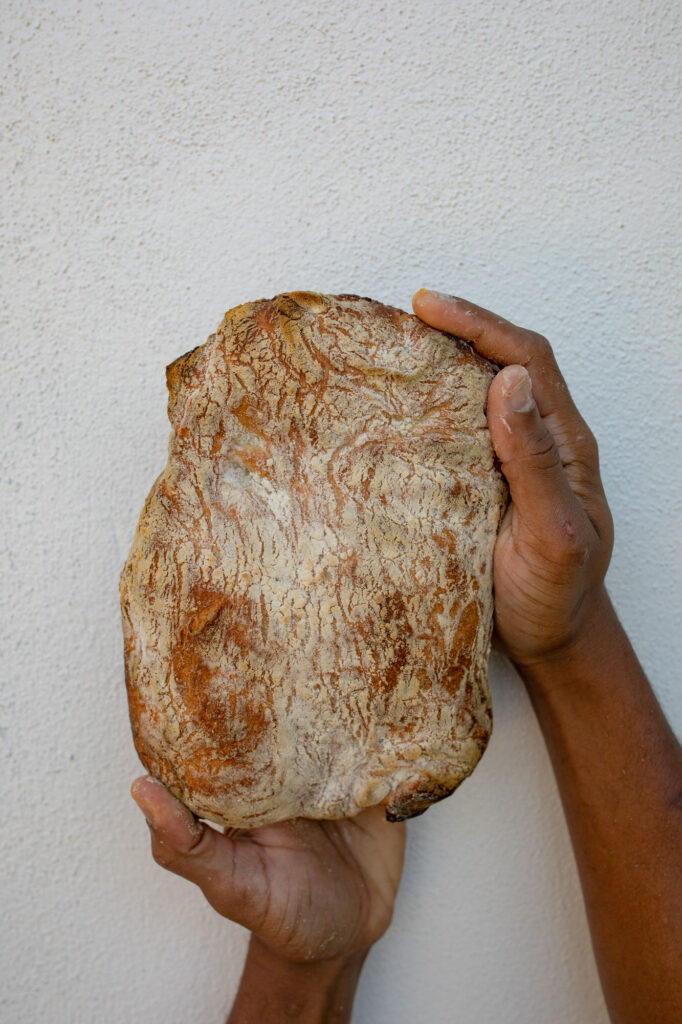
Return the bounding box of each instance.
[120,292,508,828]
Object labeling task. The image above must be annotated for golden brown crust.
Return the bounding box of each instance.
[120,292,508,828]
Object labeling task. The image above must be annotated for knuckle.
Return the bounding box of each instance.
[151,838,176,869]
[525,330,553,359]
[580,426,600,466]
[518,433,561,472]
[553,518,591,566]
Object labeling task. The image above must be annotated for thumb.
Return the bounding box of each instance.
[487,365,586,552]
[131,776,268,929]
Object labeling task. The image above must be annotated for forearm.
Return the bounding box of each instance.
[227,936,367,1024]
[520,588,682,1024]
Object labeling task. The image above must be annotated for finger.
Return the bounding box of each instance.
[131,775,206,849]
[130,776,268,929]
[412,288,581,429]
[487,366,592,559]
[412,289,609,529]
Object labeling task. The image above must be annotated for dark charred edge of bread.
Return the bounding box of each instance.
[383,779,461,822]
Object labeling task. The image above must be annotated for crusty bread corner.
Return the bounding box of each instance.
[121,292,508,828]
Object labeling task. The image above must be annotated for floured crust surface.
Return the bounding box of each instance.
[120,292,508,828]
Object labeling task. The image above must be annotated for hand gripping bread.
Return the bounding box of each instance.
[120,292,508,828]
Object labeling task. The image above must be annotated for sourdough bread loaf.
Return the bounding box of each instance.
[121,292,507,828]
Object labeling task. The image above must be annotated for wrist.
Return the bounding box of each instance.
[228,934,369,1024]
[249,933,370,977]
[513,586,623,698]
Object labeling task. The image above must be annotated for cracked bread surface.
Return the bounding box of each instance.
[120,291,508,828]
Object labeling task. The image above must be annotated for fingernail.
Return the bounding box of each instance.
[416,288,459,304]
[503,367,534,413]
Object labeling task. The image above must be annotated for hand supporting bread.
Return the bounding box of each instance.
[131,775,405,1024]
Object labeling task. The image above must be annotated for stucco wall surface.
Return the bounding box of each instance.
[2,2,680,1022]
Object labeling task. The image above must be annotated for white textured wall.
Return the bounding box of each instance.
[2,2,680,1022]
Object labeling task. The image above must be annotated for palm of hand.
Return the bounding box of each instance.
[132,777,406,965]
[210,810,406,963]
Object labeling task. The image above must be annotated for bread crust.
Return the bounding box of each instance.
[120,292,508,828]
